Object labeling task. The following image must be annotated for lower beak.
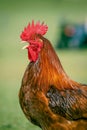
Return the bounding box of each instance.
[22,45,29,50]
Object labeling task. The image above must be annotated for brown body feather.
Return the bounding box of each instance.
[19,35,87,130]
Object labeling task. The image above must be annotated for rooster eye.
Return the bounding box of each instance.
[38,39,43,43]
[30,34,36,40]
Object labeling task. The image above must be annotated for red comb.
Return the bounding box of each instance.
[20,20,48,42]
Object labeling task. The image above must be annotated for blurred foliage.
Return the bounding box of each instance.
[56,22,87,48]
[0,0,87,130]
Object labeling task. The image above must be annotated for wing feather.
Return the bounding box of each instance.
[47,86,87,120]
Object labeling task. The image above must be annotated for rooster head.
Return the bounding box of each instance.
[20,20,48,62]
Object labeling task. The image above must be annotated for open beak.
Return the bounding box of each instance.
[21,41,29,49]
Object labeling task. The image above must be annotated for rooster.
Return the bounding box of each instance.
[19,21,87,130]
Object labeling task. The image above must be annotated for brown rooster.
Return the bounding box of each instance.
[19,21,87,130]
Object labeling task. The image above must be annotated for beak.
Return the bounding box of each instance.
[21,41,26,44]
[20,41,29,49]
[22,45,29,50]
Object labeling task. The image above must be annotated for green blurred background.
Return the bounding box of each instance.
[0,0,87,130]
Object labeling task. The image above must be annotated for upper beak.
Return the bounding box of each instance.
[21,41,26,43]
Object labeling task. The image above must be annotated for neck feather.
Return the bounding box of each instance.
[26,37,80,93]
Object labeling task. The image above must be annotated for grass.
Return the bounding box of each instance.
[0,0,87,130]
